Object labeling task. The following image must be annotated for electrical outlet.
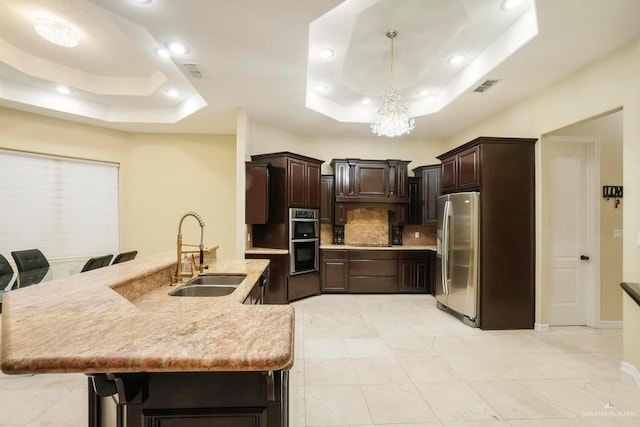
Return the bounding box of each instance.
[414,231,420,239]
[613,229,623,239]
[247,233,251,242]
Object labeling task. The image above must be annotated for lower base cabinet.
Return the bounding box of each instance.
[398,251,431,293]
[245,254,288,304]
[321,250,349,292]
[349,250,398,293]
[321,249,436,295]
[90,371,288,427]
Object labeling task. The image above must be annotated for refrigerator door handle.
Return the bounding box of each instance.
[442,200,451,294]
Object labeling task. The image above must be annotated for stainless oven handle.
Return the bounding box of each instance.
[290,218,319,222]
[290,238,319,243]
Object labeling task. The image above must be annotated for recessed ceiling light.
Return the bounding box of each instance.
[56,85,71,95]
[132,0,152,3]
[33,17,79,48]
[501,0,524,10]
[156,48,170,58]
[419,89,430,96]
[361,98,372,105]
[165,89,179,98]
[167,42,188,55]
[315,84,329,93]
[447,54,466,65]
[317,48,334,59]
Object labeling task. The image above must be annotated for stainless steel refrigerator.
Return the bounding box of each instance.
[436,192,480,326]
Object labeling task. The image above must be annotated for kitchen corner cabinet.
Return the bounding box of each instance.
[411,164,441,224]
[250,152,324,211]
[331,159,410,203]
[398,251,431,293]
[321,250,349,292]
[437,136,537,329]
[320,175,334,224]
[245,162,270,224]
[245,253,287,304]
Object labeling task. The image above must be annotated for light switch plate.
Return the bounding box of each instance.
[613,229,623,239]
[414,232,420,239]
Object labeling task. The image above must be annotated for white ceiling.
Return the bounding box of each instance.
[0,0,639,140]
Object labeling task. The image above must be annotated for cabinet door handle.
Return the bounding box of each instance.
[580,255,590,261]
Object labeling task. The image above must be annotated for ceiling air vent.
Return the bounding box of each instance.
[182,63,204,79]
[473,79,500,93]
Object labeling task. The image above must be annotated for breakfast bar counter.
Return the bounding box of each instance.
[1,249,294,374]
[1,249,293,426]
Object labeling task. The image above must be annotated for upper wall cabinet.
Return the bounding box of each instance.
[411,164,441,224]
[245,162,270,224]
[331,159,410,204]
[320,175,334,224]
[250,152,324,222]
[438,140,487,194]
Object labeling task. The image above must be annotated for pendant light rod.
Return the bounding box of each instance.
[387,31,397,81]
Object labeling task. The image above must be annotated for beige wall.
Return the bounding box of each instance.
[443,37,640,325]
[552,111,624,320]
[0,107,237,259]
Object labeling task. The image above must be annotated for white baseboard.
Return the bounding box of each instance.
[534,323,550,332]
[596,320,623,329]
[621,361,640,390]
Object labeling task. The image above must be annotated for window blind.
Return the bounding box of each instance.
[0,150,119,260]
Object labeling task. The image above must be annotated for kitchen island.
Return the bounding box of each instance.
[1,248,293,426]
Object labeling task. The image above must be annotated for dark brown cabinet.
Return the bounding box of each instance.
[250,152,323,212]
[250,152,324,249]
[398,251,431,293]
[407,177,421,225]
[245,254,287,304]
[349,250,398,293]
[335,203,347,225]
[439,145,481,194]
[437,136,537,330]
[321,250,348,292]
[108,370,288,427]
[287,157,321,208]
[245,162,270,224]
[320,175,334,224]
[331,159,410,203]
[411,164,441,224]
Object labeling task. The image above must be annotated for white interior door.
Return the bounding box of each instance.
[548,141,593,326]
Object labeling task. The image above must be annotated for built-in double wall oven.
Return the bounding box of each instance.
[289,208,319,275]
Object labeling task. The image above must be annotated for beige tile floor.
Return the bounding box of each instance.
[1,293,639,426]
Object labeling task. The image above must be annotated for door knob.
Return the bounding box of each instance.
[580,255,590,261]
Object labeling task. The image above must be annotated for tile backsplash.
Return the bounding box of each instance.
[322,208,437,246]
[344,208,388,246]
[403,224,437,245]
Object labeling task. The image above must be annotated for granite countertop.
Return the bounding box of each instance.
[621,282,640,307]
[320,244,437,251]
[244,247,289,255]
[1,248,294,375]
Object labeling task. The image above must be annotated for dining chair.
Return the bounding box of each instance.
[0,254,15,291]
[112,251,138,264]
[11,249,50,272]
[81,254,114,273]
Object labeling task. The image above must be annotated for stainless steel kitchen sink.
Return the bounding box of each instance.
[188,274,246,286]
[170,284,238,297]
[169,274,246,297]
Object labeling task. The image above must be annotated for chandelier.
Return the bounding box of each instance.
[33,17,79,48]
[371,31,415,137]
